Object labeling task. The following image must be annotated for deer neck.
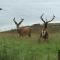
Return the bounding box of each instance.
[16,25,20,31]
[44,22,48,29]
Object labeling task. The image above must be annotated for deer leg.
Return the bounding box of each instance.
[18,33,21,37]
[28,33,31,37]
[38,33,42,43]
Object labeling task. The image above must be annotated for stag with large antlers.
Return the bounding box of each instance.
[13,17,32,37]
[39,14,55,42]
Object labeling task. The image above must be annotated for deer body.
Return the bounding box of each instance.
[17,27,32,37]
[40,14,55,41]
[40,28,48,41]
[13,17,32,37]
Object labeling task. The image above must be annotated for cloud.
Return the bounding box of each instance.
[0,0,60,31]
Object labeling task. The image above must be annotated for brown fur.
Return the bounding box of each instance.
[18,27,32,37]
[13,17,32,37]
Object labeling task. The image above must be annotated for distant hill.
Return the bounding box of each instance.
[2,23,60,33]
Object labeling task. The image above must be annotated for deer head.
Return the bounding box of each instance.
[13,17,24,29]
[40,14,55,28]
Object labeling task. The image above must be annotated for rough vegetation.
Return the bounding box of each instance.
[0,23,60,60]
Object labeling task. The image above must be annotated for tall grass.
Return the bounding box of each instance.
[0,32,59,60]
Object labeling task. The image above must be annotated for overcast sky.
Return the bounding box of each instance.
[0,0,60,31]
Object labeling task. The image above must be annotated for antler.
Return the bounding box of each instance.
[13,17,18,25]
[40,14,45,23]
[18,17,24,25]
[48,15,55,22]
[0,8,3,10]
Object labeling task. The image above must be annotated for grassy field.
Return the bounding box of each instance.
[0,32,60,60]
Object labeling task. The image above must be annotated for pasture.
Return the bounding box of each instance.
[0,32,60,60]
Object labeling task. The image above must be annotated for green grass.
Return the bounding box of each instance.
[0,32,60,60]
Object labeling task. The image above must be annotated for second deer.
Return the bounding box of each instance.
[13,17,32,37]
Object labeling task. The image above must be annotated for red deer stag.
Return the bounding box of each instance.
[13,17,32,37]
[39,14,55,42]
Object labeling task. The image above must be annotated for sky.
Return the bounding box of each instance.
[0,0,60,31]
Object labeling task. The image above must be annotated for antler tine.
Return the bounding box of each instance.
[52,14,55,20]
[18,17,24,25]
[20,17,24,21]
[40,13,44,19]
[48,14,55,22]
[13,17,15,20]
[13,17,18,25]
[53,14,55,18]
[20,17,22,20]
[40,13,45,23]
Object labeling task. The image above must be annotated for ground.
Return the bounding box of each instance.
[0,32,60,60]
